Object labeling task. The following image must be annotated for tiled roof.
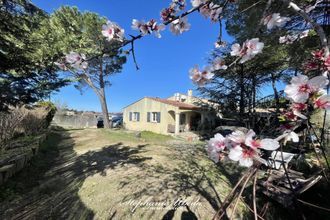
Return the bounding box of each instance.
[148,97,200,110]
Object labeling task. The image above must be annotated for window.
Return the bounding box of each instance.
[147,112,161,123]
[151,112,158,122]
[129,112,140,121]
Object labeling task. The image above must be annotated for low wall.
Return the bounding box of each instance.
[0,133,47,185]
[52,113,98,128]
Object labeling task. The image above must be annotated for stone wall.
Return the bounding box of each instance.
[52,113,99,128]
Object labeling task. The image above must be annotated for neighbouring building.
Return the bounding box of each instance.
[53,110,123,128]
[123,90,221,135]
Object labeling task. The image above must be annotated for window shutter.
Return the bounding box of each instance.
[137,112,140,121]
[147,112,150,122]
[129,112,132,121]
[157,112,161,123]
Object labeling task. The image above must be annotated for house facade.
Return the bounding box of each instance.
[123,90,220,135]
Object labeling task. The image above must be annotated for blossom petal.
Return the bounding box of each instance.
[228,130,246,144]
[244,129,256,147]
[308,75,329,91]
[239,157,253,167]
[259,138,280,151]
[228,146,243,161]
[291,75,308,85]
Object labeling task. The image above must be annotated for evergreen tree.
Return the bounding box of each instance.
[46,7,127,128]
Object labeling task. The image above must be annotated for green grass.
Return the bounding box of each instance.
[100,129,174,145]
[140,131,173,143]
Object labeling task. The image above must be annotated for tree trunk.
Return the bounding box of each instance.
[80,59,111,129]
[98,62,111,129]
[239,65,245,119]
[98,88,111,128]
[251,74,257,129]
[271,72,280,125]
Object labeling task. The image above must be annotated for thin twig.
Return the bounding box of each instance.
[229,169,257,219]
[297,199,330,212]
[130,40,139,70]
[309,121,330,170]
[240,199,265,220]
[213,168,253,220]
[253,172,258,220]
[280,144,295,192]
[86,0,213,62]
[307,123,329,182]
[282,0,329,56]
[240,0,263,13]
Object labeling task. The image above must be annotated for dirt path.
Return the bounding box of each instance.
[0,128,241,220]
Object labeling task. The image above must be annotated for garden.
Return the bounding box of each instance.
[1,0,330,219]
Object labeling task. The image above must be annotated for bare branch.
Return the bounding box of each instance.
[282,0,329,56]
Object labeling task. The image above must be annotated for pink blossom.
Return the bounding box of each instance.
[160,7,176,22]
[65,52,88,70]
[227,130,280,167]
[208,3,222,22]
[191,0,205,8]
[312,49,324,60]
[230,38,264,63]
[229,130,279,151]
[283,111,298,121]
[171,0,186,10]
[314,95,330,109]
[189,66,214,86]
[264,13,290,30]
[305,0,322,13]
[304,61,319,71]
[206,133,229,162]
[228,146,256,167]
[132,19,149,35]
[279,30,309,44]
[291,103,307,119]
[199,2,222,22]
[211,57,227,71]
[170,17,191,35]
[102,20,125,42]
[284,75,329,103]
[54,62,67,71]
[147,19,166,38]
[324,56,330,71]
[279,34,298,44]
[132,19,165,38]
[293,110,307,120]
[292,103,307,111]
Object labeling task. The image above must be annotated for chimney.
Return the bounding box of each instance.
[174,93,180,101]
[187,90,193,103]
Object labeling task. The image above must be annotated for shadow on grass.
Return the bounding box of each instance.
[0,127,151,219]
[117,144,231,219]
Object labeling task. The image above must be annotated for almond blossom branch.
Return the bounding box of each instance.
[87,0,214,63]
[129,38,140,70]
[282,0,329,56]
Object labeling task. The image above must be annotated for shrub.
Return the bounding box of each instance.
[0,103,57,152]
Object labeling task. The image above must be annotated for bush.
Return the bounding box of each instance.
[0,103,57,152]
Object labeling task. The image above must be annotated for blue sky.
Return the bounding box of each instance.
[32,0,283,112]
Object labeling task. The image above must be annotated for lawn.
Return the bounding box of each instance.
[0,127,246,219]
